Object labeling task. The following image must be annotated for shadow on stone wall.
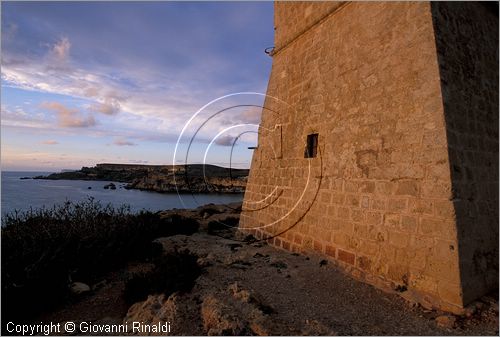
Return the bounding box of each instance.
[431,2,499,305]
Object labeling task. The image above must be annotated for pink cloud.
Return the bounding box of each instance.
[51,37,71,61]
[215,135,236,147]
[41,140,59,145]
[89,97,120,115]
[40,101,96,128]
[113,137,136,146]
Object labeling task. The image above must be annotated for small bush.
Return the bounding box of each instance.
[198,206,222,217]
[1,198,200,323]
[243,234,257,243]
[160,214,199,236]
[123,250,201,305]
[207,217,239,235]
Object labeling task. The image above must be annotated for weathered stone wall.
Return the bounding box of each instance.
[431,2,499,305]
[274,1,346,51]
[240,1,484,313]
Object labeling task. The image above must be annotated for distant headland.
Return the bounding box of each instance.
[32,163,248,193]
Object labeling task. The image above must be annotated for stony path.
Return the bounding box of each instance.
[148,232,498,335]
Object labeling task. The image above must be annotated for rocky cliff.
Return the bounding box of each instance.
[34,164,248,193]
[127,175,246,193]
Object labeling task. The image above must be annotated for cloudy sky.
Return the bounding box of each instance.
[1,1,274,171]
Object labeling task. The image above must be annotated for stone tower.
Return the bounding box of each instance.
[240,1,498,313]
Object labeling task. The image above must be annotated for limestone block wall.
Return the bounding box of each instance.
[239,1,497,313]
[430,2,499,305]
[274,1,345,51]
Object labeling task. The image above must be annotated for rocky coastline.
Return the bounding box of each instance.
[32,163,248,193]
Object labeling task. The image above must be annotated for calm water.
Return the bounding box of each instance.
[1,171,243,217]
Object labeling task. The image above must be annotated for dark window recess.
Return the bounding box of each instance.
[304,133,318,158]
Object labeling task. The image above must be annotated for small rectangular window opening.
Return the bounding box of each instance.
[304,133,318,158]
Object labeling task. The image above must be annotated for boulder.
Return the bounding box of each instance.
[201,295,248,336]
[123,293,203,335]
[70,282,90,295]
[435,315,456,329]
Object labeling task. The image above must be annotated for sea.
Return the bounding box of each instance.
[1,171,244,217]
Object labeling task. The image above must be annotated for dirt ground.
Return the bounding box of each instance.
[37,204,498,336]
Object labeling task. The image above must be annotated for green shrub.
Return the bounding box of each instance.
[1,198,199,322]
